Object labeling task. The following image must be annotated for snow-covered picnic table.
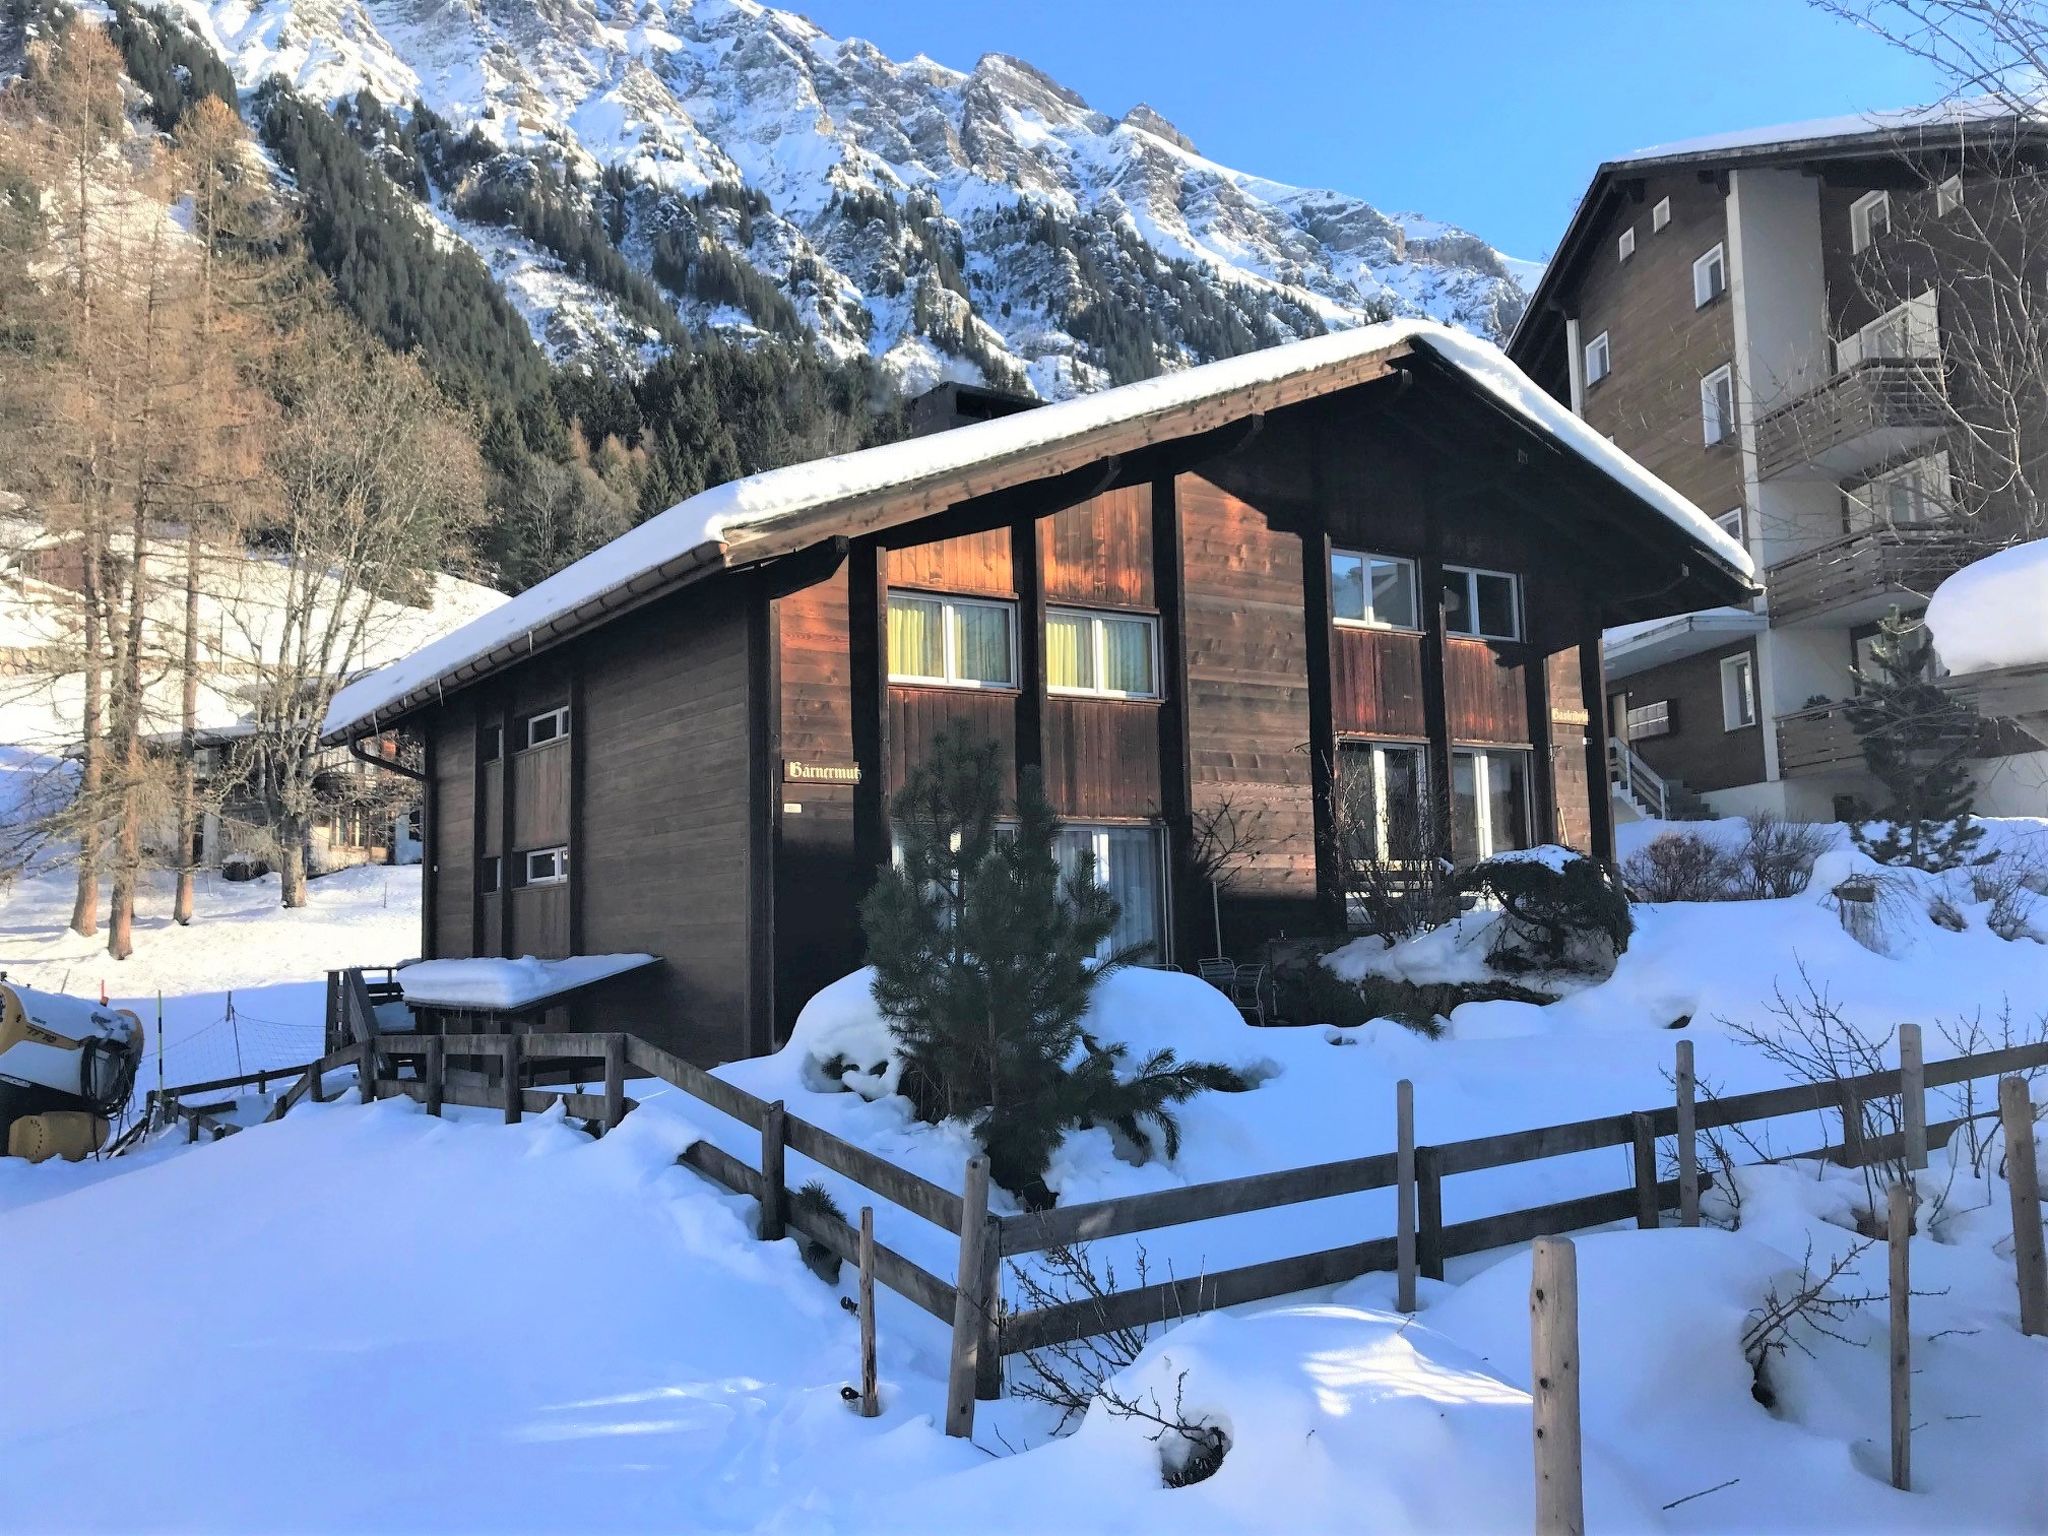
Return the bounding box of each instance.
[392,953,659,1017]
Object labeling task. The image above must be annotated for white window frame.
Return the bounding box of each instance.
[1838,289,1939,370]
[1617,226,1636,262]
[1720,653,1757,731]
[1701,364,1735,445]
[1584,330,1611,386]
[1692,243,1726,308]
[1847,451,1950,530]
[1331,549,1421,631]
[1850,189,1891,253]
[523,706,570,751]
[1625,700,1672,739]
[1045,607,1162,700]
[1936,174,1963,216]
[1713,506,1744,547]
[1442,564,1523,642]
[1339,740,1431,865]
[887,590,1019,690]
[1454,747,1534,862]
[522,845,569,887]
[1651,196,1671,233]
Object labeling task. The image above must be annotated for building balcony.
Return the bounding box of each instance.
[1776,701,1864,778]
[1765,524,1995,629]
[1753,358,1946,482]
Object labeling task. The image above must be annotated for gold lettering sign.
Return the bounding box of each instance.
[784,760,862,785]
[1550,707,1592,726]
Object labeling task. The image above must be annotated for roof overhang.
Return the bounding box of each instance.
[1603,607,1767,679]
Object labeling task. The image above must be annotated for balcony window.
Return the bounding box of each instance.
[1450,748,1532,865]
[1336,740,1431,864]
[1047,608,1160,699]
[1692,243,1726,308]
[1846,452,1950,531]
[1652,196,1671,233]
[1837,290,1938,370]
[1441,566,1521,641]
[1720,653,1757,731]
[1701,365,1735,445]
[1850,190,1891,253]
[1584,330,1611,387]
[888,591,1017,688]
[1332,550,1419,630]
[1055,824,1167,963]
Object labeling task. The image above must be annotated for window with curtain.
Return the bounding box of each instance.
[1336,741,1430,863]
[1450,748,1532,864]
[888,591,1016,687]
[1055,824,1166,962]
[1046,608,1159,699]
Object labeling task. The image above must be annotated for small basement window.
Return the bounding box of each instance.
[1441,566,1521,641]
[1047,608,1160,699]
[1692,243,1726,307]
[1720,653,1757,730]
[1617,226,1636,261]
[522,846,569,887]
[480,855,500,895]
[1651,196,1672,232]
[1625,700,1673,739]
[1584,330,1611,387]
[888,590,1017,688]
[1701,364,1735,445]
[524,706,569,750]
[1850,189,1891,253]
[1331,550,1420,630]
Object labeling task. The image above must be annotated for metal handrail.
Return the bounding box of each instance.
[1607,736,1668,819]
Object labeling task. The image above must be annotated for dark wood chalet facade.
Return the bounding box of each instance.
[325,326,1753,1064]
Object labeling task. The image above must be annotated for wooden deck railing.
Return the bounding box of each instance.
[1753,358,1945,481]
[1766,525,1993,627]
[148,971,2048,1443]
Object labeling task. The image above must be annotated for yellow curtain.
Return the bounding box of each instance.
[889,595,941,678]
[1046,612,1089,689]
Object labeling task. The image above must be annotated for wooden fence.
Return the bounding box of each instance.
[148,993,2048,1442]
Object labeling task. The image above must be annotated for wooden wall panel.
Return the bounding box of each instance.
[1043,699,1163,820]
[512,884,571,960]
[778,565,854,764]
[509,739,569,849]
[1547,647,1594,853]
[1040,485,1154,608]
[1332,627,1427,738]
[887,686,1017,801]
[1445,639,1531,745]
[885,527,1012,596]
[429,701,476,960]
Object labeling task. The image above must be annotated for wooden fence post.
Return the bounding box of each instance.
[603,1034,626,1132]
[759,1100,787,1241]
[1888,1181,1911,1493]
[1630,1111,1658,1229]
[358,1039,376,1104]
[1415,1145,1444,1282]
[424,1038,444,1119]
[502,1034,522,1125]
[946,1157,993,1439]
[1839,1083,1866,1168]
[974,1220,1003,1402]
[858,1206,880,1418]
[1999,1077,2047,1337]
[309,1060,326,1105]
[1899,1023,1927,1173]
[1675,1039,1699,1227]
[1530,1236,1584,1536]
[1397,1078,1417,1312]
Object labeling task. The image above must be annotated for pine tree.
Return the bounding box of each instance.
[1844,608,1986,871]
[862,727,1243,1205]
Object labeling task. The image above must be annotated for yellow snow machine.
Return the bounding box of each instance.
[0,979,143,1162]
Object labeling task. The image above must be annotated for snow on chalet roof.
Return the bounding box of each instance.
[323,320,1753,741]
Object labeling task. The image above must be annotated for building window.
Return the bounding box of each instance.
[1713,506,1744,546]
[1720,653,1757,730]
[1936,174,1963,216]
[1838,289,1939,369]
[1584,330,1611,387]
[1625,700,1673,739]
[1450,748,1532,865]
[522,846,569,886]
[1046,608,1160,699]
[1652,196,1671,233]
[1617,227,1636,261]
[888,591,1017,688]
[1701,364,1735,445]
[1336,741,1431,865]
[1441,566,1521,641]
[1331,550,1419,630]
[523,706,569,750]
[480,723,503,764]
[1692,243,1726,307]
[480,855,500,894]
[1847,452,1949,531]
[1054,824,1167,963]
[1850,190,1891,253]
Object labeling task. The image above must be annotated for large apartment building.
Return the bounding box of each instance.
[1511,104,2048,821]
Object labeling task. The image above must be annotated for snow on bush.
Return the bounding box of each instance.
[1925,536,2048,674]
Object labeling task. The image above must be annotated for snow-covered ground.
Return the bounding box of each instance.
[1,818,2044,1532]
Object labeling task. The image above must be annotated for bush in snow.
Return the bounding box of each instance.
[1455,846,1632,973]
[1621,830,1738,903]
[861,726,1244,1205]
[1729,813,1832,899]
[1844,610,1986,872]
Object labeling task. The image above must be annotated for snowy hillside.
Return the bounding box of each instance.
[150,0,1532,396]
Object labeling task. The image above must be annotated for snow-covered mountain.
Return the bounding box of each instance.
[159,0,1533,397]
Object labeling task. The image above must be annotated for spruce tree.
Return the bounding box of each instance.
[862,727,1243,1205]
[1844,608,1986,871]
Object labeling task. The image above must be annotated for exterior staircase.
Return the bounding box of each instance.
[1608,738,1712,822]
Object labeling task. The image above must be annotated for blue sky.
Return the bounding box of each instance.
[792,1,1951,258]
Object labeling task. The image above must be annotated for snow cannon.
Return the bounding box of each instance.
[0,981,143,1162]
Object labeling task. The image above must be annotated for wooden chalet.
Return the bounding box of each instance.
[324,322,1755,1064]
